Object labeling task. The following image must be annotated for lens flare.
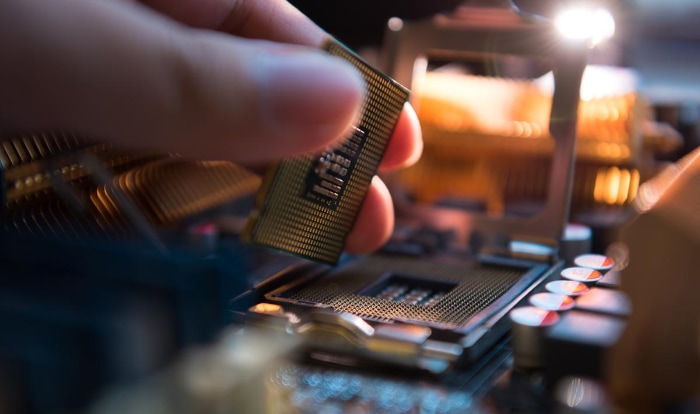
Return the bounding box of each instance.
[555,8,615,45]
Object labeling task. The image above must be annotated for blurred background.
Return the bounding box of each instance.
[1,0,699,413]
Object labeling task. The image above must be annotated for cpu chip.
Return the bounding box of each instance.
[242,39,410,264]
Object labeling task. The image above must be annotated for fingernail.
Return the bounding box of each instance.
[255,49,364,147]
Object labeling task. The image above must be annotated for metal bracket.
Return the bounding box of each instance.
[383,6,588,252]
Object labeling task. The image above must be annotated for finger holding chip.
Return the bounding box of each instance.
[346,106,422,255]
[137,0,424,172]
[136,0,423,258]
[0,0,421,258]
[242,39,415,264]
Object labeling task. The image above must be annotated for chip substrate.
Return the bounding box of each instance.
[242,39,410,264]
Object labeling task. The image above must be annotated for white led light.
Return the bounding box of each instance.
[555,8,615,45]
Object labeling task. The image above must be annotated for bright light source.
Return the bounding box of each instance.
[388,17,403,32]
[555,8,615,45]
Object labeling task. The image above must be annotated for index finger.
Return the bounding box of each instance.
[139,0,327,46]
[139,0,423,171]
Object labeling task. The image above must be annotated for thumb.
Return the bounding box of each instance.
[0,0,364,163]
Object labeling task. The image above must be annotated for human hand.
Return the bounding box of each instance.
[0,0,422,254]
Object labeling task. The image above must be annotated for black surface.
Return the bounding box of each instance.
[0,231,253,414]
[290,0,464,49]
[544,310,625,386]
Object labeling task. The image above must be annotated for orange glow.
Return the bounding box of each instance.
[593,168,606,203]
[629,170,640,201]
[593,167,640,206]
[617,169,631,205]
[604,167,620,205]
[250,303,282,314]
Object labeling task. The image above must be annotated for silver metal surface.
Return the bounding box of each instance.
[509,305,559,369]
[383,7,589,252]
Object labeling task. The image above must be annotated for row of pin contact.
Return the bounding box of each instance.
[12,164,81,191]
[1,133,94,206]
[2,138,165,206]
[0,132,88,168]
[95,159,261,225]
[376,283,446,307]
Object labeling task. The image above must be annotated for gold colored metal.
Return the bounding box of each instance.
[0,132,261,242]
[96,158,261,225]
[393,70,665,214]
[242,38,410,264]
[384,7,588,248]
[250,303,284,315]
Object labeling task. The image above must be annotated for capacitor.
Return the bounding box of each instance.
[573,254,614,273]
[546,280,590,297]
[558,224,593,266]
[509,306,560,369]
[530,292,575,312]
[560,267,603,285]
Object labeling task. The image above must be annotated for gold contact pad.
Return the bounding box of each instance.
[270,255,530,329]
